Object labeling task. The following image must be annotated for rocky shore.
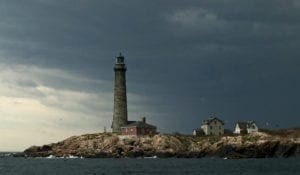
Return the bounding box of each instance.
[21,129,300,159]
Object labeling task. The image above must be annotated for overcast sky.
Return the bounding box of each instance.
[0,0,300,151]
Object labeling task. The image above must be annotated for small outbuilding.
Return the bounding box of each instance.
[234,121,258,134]
[192,128,205,136]
[121,117,157,136]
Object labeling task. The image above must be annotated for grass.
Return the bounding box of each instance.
[242,135,260,144]
[259,128,300,138]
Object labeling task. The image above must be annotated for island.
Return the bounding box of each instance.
[20,128,300,159]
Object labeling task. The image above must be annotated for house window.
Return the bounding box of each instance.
[210,126,212,129]
[219,126,221,130]
[214,121,217,124]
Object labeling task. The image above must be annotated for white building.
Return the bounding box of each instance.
[200,117,224,136]
[234,121,258,134]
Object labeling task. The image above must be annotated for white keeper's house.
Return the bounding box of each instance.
[193,117,225,136]
[233,121,258,134]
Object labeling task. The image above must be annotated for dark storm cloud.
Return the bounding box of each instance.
[0,0,299,134]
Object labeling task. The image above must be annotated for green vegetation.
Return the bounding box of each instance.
[242,135,260,144]
[259,128,300,138]
[207,136,222,144]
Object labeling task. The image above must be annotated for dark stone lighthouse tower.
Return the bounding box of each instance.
[112,53,128,133]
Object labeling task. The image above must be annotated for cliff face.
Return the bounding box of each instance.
[22,131,300,159]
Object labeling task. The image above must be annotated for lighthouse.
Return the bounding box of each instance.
[112,53,128,133]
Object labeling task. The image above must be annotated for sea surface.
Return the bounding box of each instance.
[0,156,299,175]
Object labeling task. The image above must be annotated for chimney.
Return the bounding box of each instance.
[141,117,146,123]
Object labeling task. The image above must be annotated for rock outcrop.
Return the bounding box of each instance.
[21,130,300,159]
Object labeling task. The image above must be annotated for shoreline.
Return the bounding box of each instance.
[19,129,300,159]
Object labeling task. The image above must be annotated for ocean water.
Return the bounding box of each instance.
[0,157,299,175]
